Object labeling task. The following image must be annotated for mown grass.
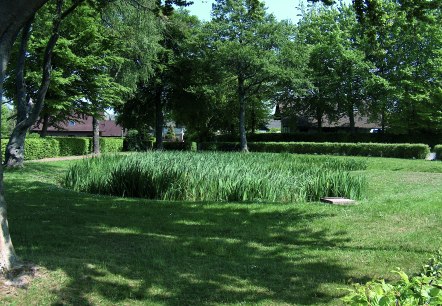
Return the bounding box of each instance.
[63,152,367,202]
[1,155,442,305]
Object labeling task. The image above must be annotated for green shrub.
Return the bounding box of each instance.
[124,130,154,151]
[100,138,124,153]
[343,250,442,305]
[200,142,430,159]
[217,132,442,147]
[24,138,60,160]
[64,152,367,203]
[435,145,442,160]
[56,137,90,156]
[163,142,197,151]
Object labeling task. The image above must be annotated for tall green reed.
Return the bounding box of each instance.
[63,152,367,203]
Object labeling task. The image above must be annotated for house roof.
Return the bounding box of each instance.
[32,115,124,137]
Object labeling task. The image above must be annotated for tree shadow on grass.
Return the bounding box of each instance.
[6,169,366,305]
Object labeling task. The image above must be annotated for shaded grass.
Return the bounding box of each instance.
[1,155,441,305]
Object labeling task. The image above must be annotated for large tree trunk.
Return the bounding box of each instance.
[3,18,34,168]
[4,0,64,168]
[92,116,100,154]
[238,74,248,152]
[16,19,33,125]
[0,0,56,275]
[155,88,164,150]
[0,31,20,275]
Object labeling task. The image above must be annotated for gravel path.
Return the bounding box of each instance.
[26,154,96,163]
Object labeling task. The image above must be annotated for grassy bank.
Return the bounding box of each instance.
[1,156,442,305]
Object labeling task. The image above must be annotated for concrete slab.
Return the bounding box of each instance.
[320,197,356,205]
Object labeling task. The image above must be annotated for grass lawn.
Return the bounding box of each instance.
[1,155,442,305]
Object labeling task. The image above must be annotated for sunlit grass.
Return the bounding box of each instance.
[1,155,441,305]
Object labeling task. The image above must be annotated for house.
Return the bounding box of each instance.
[31,116,186,141]
[31,115,125,137]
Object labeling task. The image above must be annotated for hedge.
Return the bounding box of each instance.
[435,145,442,160]
[162,141,197,151]
[216,133,442,148]
[99,138,124,153]
[1,136,123,161]
[1,138,61,160]
[58,137,90,156]
[199,142,430,159]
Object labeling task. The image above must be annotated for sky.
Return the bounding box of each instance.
[187,0,305,22]
[186,0,351,23]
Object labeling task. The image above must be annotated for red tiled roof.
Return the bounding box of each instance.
[32,116,124,137]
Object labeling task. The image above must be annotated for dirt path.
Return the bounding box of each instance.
[26,155,96,163]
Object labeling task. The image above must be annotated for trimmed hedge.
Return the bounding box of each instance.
[1,136,123,161]
[99,138,124,153]
[435,145,442,160]
[24,138,61,160]
[58,137,90,156]
[216,133,442,148]
[162,141,197,151]
[199,142,430,159]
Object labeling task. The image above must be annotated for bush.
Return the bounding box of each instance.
[1,138,61,161]
[163,142,197,151]
[123,130,154,151]
[343,250,442,305]
[56,137,90,156]
[200,142,430,159]
[435,145,442,160]
[217,133,442,148]
[24,138,60,160]
[100,138,124,153]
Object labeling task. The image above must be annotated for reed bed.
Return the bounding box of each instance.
[63,152,367,203]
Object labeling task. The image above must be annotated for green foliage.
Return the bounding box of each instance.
[123,130,155,151]
[200,142,430,159]
[164,125,176,141]
[99,138,124,153]
[56,137,90,156]
[1,105,14,137]
[1,136,123,160]
[63,152,366,202]
[217,133,442,148]
[343,250,442,306]
[435,145,442,160]
[23,138,60,160]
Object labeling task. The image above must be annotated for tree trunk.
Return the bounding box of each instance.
[316,106,322,132]
[41,113,49,137]
[348,106,355,134]
[16,18,33,125]
[381,108,385,133]
[0,31,20,275]
[155,88,163,150]
[251,108,256,135]
[0,0,51,275]
[4,0,64,168]
[238,74,248,152]
[92,116,100,154]
[3,19,34,167]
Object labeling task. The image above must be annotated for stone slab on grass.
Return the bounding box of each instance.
[320,197,356,206]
